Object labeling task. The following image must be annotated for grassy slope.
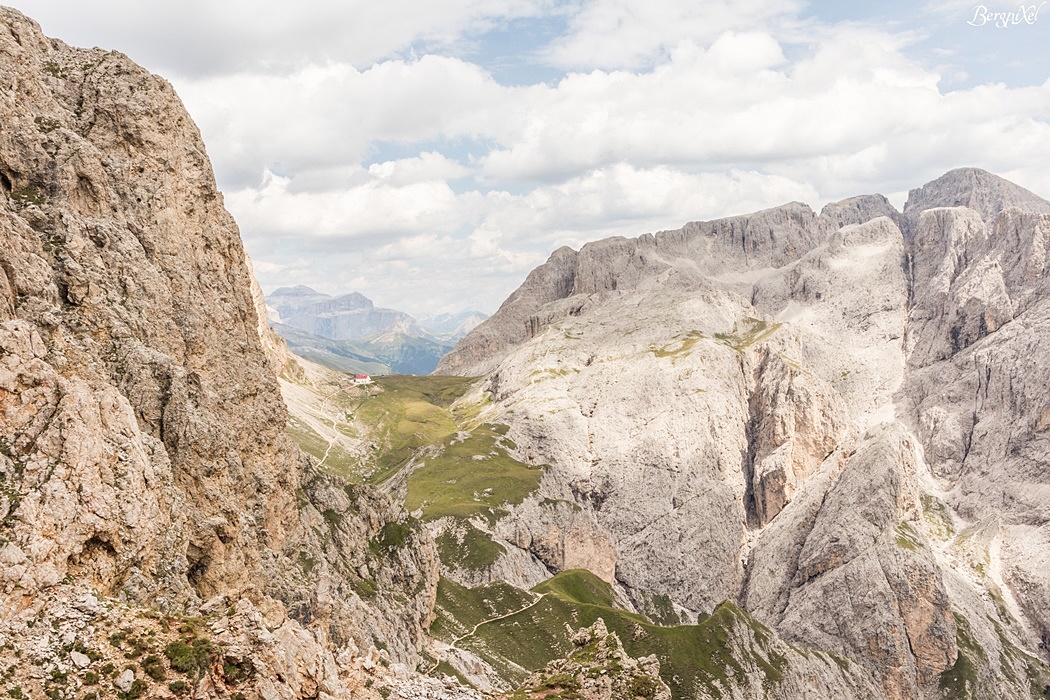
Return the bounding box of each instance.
[444,569,802,699]
[436,523,507,572]
[283,371,474,482]
[284,372,541,570]
[351,375,473,482]
[430,578,539,640]
[405,423,544,522]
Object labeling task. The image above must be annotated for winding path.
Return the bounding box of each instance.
[427,591,549,674]
[316,382,370,469]
[453,591,548,646]
[315,383,348,468]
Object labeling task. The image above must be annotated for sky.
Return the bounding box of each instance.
[8,0,1050,316]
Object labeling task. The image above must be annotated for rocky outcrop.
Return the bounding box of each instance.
[514,619,672,700]
[902,213,1050,665]
[765,425,957,700]
[0,7,438,697]
[901,167,1050,234]
[748,348,846,525]
[435,245,580,377]
[906,203,1050,367]
[0,2,297,609]
[516,610,881,700]
[248,254,296,376]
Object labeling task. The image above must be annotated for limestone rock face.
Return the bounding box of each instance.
[748,348,846,525]
[436,246,580,377]
[900,174,1050,661]
[0,6,437,695]
[437,169,1050,698]
[247,254,296,376]
[0,3,294,608]
[767,425,957,700]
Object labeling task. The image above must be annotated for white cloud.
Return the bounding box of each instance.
[545,0,804,69]
[176,56,512,187]
[477,28,948,183]
[368,152,474,186]
[11,0,548,76]
[9,0,1050,317]
[226,169,480,242]
[222,9,1050,315]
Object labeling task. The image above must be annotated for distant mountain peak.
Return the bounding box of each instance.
[271,284,328,297]
[903,167,1050,232]
[264,288,485,373]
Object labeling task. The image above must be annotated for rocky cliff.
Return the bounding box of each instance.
[0,8,438,699]
[435,167,1050,699]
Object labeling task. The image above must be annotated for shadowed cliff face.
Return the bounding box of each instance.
[432,168,1050,699]
[0,7,438,698]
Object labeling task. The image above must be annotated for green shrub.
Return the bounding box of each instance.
[34,116,61,133]
[628,675,658,699]
[222,658,252,684]
[142,655,165,681]
[42,61,67,78]
[164,638,212,676]
[123,635,150,659]
[124,679,148,699]
[167,680,190,696]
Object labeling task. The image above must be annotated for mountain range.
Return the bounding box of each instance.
[2,6,1050,700]
[266,285,485,375]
